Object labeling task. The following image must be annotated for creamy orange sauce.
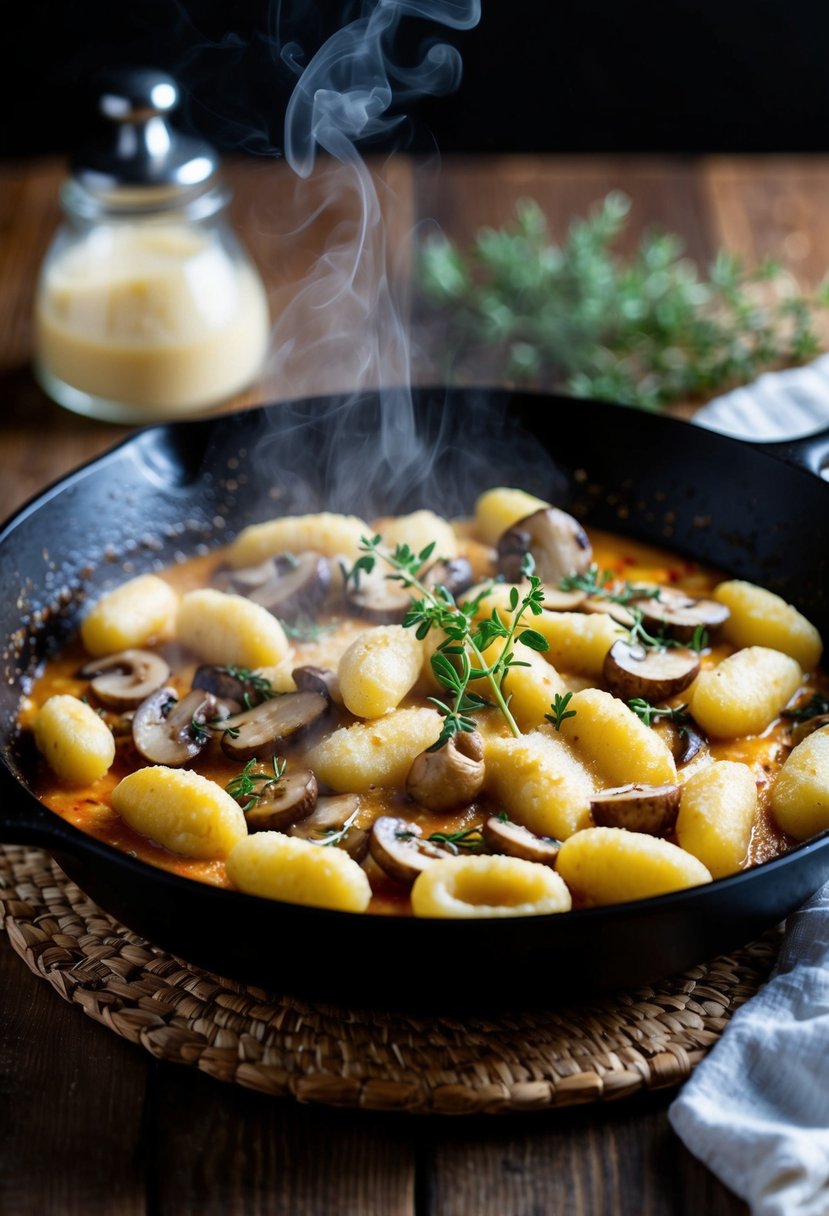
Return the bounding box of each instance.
[18,523,823,913]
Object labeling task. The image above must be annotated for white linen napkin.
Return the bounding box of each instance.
[669,882,829,1215]
[670,357,829,1213]
[692,353,829,441]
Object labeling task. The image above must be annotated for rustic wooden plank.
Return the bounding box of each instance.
[418,1095,748,1216]
[0,936,148,1216]
[702,155,829,286]
[149,1062,416,1216]
[414,155,714,264]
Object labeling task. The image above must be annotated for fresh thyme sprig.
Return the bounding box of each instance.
[217,666,279,709]
[627,699,691,727]
[545,691,577,731]
[394,825,486,854]
[625,608,709,654]
[559,563,660,606]
[345,538,549,747]
[226,756,287,812]
[188,713,240,744]
[783,693,829,723]
[418,192,829,410]
[314,805,361,848]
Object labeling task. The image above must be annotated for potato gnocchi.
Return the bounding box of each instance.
[20,488,829,919]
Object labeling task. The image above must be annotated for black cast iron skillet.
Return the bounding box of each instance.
[1,388,828,1010]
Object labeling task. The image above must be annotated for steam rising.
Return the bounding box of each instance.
[253,0,483,514]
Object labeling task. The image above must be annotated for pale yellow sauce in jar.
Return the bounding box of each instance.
[35,224,269,415]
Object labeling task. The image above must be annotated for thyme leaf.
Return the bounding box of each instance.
[545,691,577,731]
[783,693,829,723]
[226,756,287,813]
[627,699,691,727]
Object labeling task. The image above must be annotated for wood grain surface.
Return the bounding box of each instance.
[5,151,823,1214]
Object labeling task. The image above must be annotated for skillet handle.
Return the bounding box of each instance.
[0,763,77,848]
[754,424,829,479]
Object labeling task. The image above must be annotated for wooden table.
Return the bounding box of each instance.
[3,153,828,1215]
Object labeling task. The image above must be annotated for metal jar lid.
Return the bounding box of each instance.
[68,68,222,214]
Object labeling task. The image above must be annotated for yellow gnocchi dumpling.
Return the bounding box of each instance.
[690,646,802,738]
[411,854,572,918]
[770,728,829,840]
[228,512,369,566]
[226,832,371,912]
[530,611,625,677]
[714,579,823,672]
[485,729,593,839]
[474,486,550,546]
[307,707,443,792]
[559,687,677,786]
[112,767,247,859]
[177,588,289,668]
[373,509,458,560]
[80,573,178,657]
[34,695,115,786]
[338,625,423,718]
[676,761,757,877]
[556,827,712,905]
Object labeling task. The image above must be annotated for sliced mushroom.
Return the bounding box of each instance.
[652,717,707,766]
[791,713,829,746]
[581,597,637,628]
[633,587,729,642]
[214,558,276,593]
[541,586,588,611]
[590,782,681,836]
[220,691,328,761]
[482,816,561,865]
[289,793,368,859]
[132,687,229,766]
[421,557,474,600]
[497,507,592,584]
[603,639,700,702]
[345,567,412,623]
[245,552,331,621]
[292,665,341,705]
[369,816,448,885]
[241,767,318,832]
[192,664,250,708]
[405,730,485,812]
[79,649,170,710]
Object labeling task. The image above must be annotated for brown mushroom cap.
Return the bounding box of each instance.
[590,782,681,836]
[652,717,707,766]
[220,691,328,761]
[405,730,485,812]
[132,687,229,766]
[482,816,561,865]
[292,665,341,705]
[191,664,250,708]
[289,793,367,859]
[497,507,592,584]
[421,557,474,600]
[79,649,170,710]
[369,816,447,885]
[247,552,331,621]
[581,597,636,628]
[240,767,319,832]
[345,567,412,623]
[603,639,701,702]
[633,588,729,642]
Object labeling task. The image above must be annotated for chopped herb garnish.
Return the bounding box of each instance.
[545,690,577,731]
[426,826,486,854]
[559,563,660,607]
[226,756,287,812]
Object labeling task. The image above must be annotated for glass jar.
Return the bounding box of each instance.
[34,70,270,424]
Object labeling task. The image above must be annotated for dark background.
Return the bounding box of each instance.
[2,0,827,160]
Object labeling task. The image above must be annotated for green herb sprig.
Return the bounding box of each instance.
[545,691,577,731]
[345,538,549,747]
[418,193,829,411]
[226,756,287,812]
[217,666,279,710]
[627,699,691,727]
[559,563,660,607]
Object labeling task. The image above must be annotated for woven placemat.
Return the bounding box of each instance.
[0,843,780,1115]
